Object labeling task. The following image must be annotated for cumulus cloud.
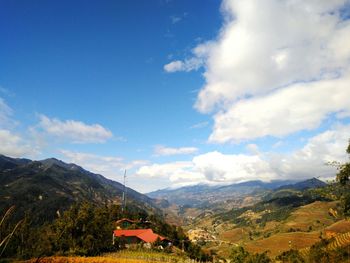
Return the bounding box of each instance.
[38,115,113,144]
[154,145,198,156]
[269,123,350,181]
[0,97,14,128]
[136,124,350,187]
[166,0,350,142]
[136,152,276,187]
[60,150,148,178]
[209,74,350,142]
[164,58,203,73]
[0,129,37,157]
[136,161,206,187]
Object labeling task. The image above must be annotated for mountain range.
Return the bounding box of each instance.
[0,154,157,224]
[147,178,327,209]
[0,153,328,225]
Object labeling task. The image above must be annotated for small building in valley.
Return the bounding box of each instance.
[113,228,171,247]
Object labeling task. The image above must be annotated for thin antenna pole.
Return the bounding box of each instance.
[121,169,127,212]
[124,170,127,211]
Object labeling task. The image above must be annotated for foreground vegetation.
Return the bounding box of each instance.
[20,250,194,263]
[1,142,350,262]
[0,202,210,262]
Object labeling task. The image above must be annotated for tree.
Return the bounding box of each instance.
[336,140,350,186]
[229,246,271,263]
[51,202,114,256]
[336,140,350,216]
[230,246,250,263]
[276,249,305,263]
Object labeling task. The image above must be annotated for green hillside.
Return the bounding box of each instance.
[0,155,158,225]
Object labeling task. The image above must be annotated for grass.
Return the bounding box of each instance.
[218,227,248,243]
[21,250,191,263]
[280,201,338,232]
[244,231,321,257]
[22,257,156,263]
[325,219,350,236]
[104,250,188,262]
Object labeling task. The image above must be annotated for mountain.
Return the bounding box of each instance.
[147,180,296,208]
[0,154,31,170]
[0,155,158,224]
[277,177,327,191]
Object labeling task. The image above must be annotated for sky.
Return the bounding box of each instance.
[1,0,350,193]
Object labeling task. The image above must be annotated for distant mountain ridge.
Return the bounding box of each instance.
[147,178,327,208]
[277,177,327,190]
[0,154,158,224]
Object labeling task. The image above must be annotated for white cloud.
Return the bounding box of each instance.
[136,124,350,188]
[60,150,148,179]
[246,143,259,154]
[136,161,206,187]
[170,12,188,24]
[196,0,350,112]
[0,98,39,157]
[190,121,209,129]
[166,0,350,142]
[193,151,276,183]
[164,58,203,73]
[136,152,276,187]
[270,124,350,181]
[209,73,350,143]
[0,97,14,128]
[0,129,37,158]
[170,15,182,24]
[154,145,198,156]
[38,115,113,144]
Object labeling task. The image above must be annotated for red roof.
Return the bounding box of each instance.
[113,229,167,243]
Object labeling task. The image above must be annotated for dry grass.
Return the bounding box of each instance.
[281,201,338,232]
[244,231,320,257]
[21,250,189,263]
[219,227,248,243]
[22,257,154,263]
[326,219,350,234]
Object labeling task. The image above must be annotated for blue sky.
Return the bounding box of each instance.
[1,0,350,193]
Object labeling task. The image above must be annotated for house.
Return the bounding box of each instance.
[113,228,171,247]
[115,218,139,229]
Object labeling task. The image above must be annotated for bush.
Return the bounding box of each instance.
[230,246,271,263]
[276,249,305,263]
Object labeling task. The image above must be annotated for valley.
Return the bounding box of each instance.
[1,153,350,262]
[149,177,350,261]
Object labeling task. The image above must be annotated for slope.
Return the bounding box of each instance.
[0,155,158,224]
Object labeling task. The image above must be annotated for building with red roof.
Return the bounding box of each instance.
[113,228,171,246]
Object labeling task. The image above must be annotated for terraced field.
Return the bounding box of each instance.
[327,231,350,250]
[245,231,320,257]
[281,201,338,232]
[219,227,248,243]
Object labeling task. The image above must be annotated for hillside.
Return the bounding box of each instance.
[148,180,296,208]
[0,154,158,224]
[147,179,328,225]
[277,177,327,191]
[182,181,341,259]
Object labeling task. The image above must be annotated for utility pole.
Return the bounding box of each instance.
[121,170,127,213]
